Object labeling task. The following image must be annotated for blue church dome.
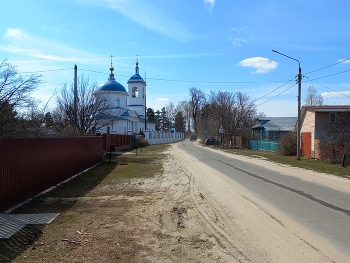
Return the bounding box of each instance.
[128,73,144,81]
[98,65,127,92]
[99,79,126,92]
[127,61,146,84]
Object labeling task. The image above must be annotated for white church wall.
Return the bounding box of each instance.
[145,131,185,145]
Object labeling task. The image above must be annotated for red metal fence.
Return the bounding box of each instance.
[0,137,103,213]
[102,134,132,152]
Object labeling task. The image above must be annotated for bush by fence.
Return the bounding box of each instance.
[319,142,350,165]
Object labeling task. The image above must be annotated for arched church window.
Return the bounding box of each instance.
[116,97,120,107]
[132,87,138,98]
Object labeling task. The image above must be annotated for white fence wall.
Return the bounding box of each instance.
[145,131,185,145]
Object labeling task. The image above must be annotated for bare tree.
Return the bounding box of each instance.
[257,111,266,118]
[0,59,42,137]
[165,102,176,128]
[53,74,108,136]
[303,86,324,106]
[0,59,41,110]
[176,100,192,133]
[233,91,257,130]
[209,90,256,134]
[209,90,235,131]
[189,87,206,135]
[16,100,49,138]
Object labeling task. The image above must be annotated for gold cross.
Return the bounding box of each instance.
[110,55,114,67]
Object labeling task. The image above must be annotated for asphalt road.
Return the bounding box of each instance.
[178,140,350,256]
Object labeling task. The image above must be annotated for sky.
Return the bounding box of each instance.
[1,0,350,117]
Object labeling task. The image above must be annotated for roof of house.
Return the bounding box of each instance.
[301,105,350,118]
[302,105,350,110]
[252,117,297,131]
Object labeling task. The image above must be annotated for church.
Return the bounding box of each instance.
[95,60,155,135]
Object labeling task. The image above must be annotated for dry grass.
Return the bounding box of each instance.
[0,144,169,263]
[220,147,350,177]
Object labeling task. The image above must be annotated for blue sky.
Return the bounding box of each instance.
[1,0,350,117]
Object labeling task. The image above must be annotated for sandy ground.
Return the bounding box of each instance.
[7,141,350,262]
[128,142,350,262]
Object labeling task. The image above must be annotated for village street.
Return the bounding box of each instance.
[140,140,350,262]
[4,140,350,262]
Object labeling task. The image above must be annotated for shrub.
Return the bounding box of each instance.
[319,142,350,165]
[135,137,149,148]
[278,131,297,156]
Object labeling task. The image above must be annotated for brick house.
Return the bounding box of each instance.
[300,105,350,158]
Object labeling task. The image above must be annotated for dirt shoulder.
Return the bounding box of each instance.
[3,142,350,262]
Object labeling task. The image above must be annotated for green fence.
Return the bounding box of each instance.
[250,140,279,152]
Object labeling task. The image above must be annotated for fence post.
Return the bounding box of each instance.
[342,153,346,167]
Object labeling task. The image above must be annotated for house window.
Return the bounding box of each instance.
[116,97,120,107]
[329,112,336,123]
[132,87,138,98]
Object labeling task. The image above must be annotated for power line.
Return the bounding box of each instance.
[253,77,296,102]
[256,83,297,107]
[17,65,349,86]
[304,58,350,75]
[19,68,73,74]
[304,69,350,81]
[79,68,291,84]
[303,76,350,99]
[144,77,284,84]
[16,65,350,107]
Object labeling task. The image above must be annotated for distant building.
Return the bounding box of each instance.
[94,61,155,134]
[251,117,297,140]
[300,105,350,158]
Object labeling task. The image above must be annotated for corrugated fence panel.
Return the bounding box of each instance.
[102,134,132,152]
[0,137,103,213]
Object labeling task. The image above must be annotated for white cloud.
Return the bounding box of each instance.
[232,38,246,46]
[231,26,248,32]
[82,0,196,42]
[3,28,30,41]
[321,91,350,98]
[204,0,216,13]
[339,59,350,64]
[239,57,278,73]
[0,28,104,65]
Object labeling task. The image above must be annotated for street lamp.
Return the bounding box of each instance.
[271,49,302,160]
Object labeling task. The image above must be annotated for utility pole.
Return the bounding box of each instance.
[144,71,147,134]
[297,65,302,160]
[144,97,147,136]
[272,50,302,160]
[74,64,78,131]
